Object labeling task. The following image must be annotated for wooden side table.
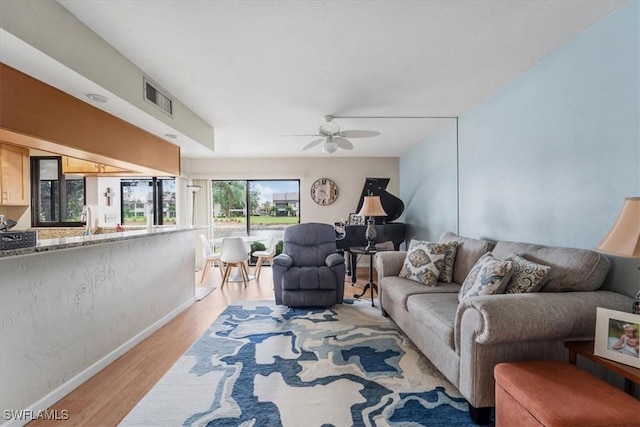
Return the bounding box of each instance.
[350,247,379,307]
[565,340,640,395]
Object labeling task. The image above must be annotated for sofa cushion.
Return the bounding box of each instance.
[399,240,448,286]
[407,293,459,349]
[459,252,513,302]
[492,241,610,292]
[381,276,461,310]
[439,231,495,285]
[281,266,337,290]
[504,254,551,294]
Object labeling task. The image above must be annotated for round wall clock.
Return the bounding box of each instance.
[311,178,338,206]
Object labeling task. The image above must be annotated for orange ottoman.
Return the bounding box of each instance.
[494,361,640,427]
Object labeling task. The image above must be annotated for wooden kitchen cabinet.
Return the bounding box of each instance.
[62,156,100,173]
[61,156,132,175]
[0,143,30,206]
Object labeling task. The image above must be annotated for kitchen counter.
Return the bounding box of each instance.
[0,225,204,258]
[1,226,198,417]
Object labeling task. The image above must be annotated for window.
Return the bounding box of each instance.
[211,180,300,237]
[120,178,176,226]
[30,157,85,227]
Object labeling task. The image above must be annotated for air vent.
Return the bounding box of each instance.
[143,77,173,117]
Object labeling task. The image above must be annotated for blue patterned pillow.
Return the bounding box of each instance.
[504,254,551,294]
[437,241,458,283]
[399,240,448,286]
[459,252,513,302]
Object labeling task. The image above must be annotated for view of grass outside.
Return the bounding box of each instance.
[212,180,300,238]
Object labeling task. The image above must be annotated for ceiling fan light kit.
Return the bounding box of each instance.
[322,141,338,154]
[288,115,381,154]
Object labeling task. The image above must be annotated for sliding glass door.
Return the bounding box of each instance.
[211,179,300,238]
[248,180,299,235]
[211,180,247,237]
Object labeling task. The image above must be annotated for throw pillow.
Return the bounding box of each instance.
[438,241,458,283]
[459,252,513,302]
[399,240,448,286]
[504,254,551,294]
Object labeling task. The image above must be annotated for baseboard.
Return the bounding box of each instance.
[1,297,196,427]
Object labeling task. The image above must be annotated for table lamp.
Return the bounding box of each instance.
[595,197,640,258]
[595,197,640,314]
[358,195,387,251]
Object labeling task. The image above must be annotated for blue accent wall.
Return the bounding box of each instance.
[400,2,639,297]
[400,119,458,242]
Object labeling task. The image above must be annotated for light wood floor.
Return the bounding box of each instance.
[29,265,373,426]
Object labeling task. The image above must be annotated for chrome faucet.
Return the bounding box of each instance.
[81,205,93,235]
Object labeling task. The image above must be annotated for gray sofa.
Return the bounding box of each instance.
[375,231,633,425]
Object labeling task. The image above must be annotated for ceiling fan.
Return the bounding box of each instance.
[285,115,380,153]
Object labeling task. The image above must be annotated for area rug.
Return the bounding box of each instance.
[120,299,476,426]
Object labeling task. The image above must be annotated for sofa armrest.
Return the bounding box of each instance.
[455,291,633,348]
[374,251,407,281]
[273,253,293,268]
[326,253,345,268]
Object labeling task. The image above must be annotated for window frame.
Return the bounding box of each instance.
[212,179,301,235]
[30,156,86,227]
[120,177,176,226]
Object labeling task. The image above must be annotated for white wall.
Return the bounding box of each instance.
[184,156,401,226]
[96,177,122,226]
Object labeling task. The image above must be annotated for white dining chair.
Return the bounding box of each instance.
[231,231,251,252]
[252,232,279,280]
[220,237,251,288]
[199,234,224,283]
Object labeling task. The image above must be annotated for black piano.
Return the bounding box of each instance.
[336,178,407,283]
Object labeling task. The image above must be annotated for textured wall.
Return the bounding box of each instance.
[0,230,195,415]
[400,2,639,297]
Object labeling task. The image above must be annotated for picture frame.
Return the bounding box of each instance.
[594,307,640,368]
[348,213,365,225]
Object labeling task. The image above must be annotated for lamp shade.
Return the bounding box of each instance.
[595,197,640,258]
[187,184,201,193]
[358,196,388,217]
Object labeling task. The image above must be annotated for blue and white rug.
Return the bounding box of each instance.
[120,299,475,426]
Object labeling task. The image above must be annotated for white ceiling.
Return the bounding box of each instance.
[49,1,622,158]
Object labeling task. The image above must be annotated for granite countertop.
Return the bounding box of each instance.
[0,226,204,258]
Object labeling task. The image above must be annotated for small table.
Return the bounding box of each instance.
[565,340,640,395]
[349,247,380,307]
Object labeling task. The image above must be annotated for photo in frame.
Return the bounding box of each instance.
[348,213,365,225]
[594,307,640,368]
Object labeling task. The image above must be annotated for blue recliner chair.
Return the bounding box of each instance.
[273,223,345,307]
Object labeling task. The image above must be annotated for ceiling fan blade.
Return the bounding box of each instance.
[333,137,354,150]
[281,134,322,137]
[339,130,380,138]
[302,138,324,151]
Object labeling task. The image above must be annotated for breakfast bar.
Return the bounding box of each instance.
[0,227,197,418]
